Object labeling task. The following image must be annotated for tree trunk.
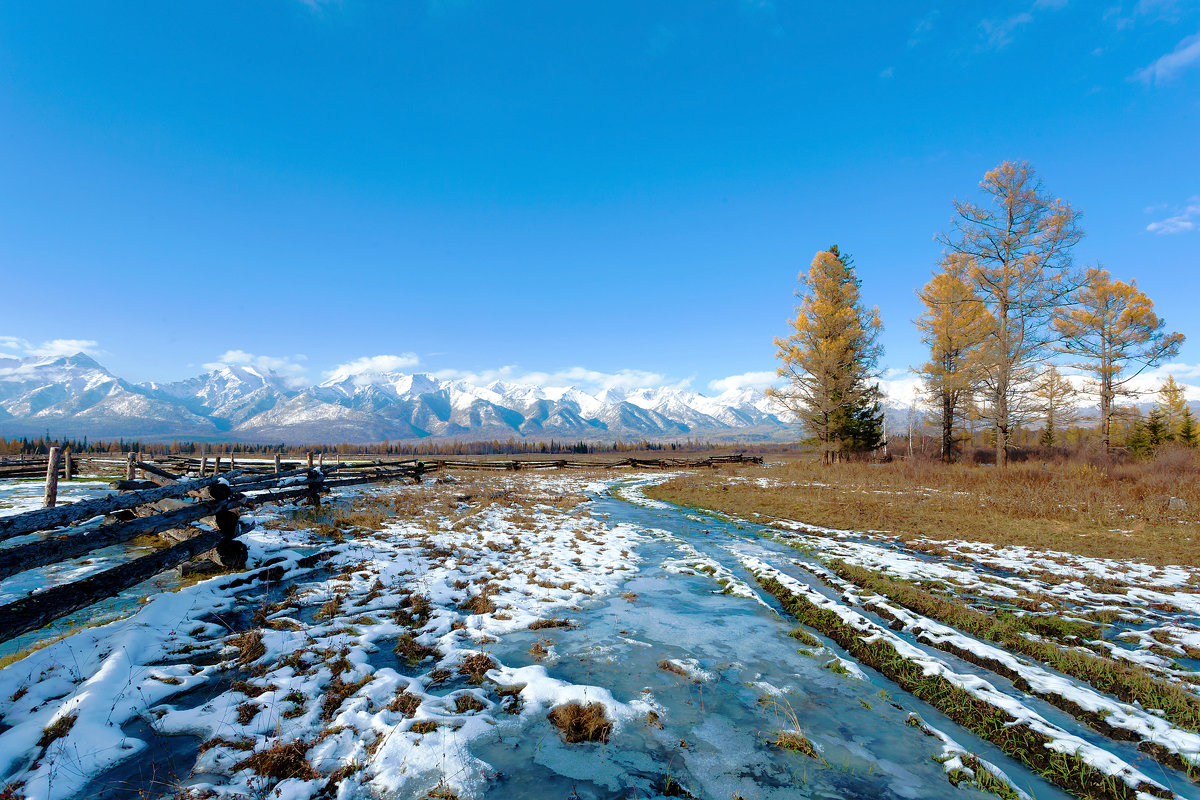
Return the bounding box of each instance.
[942,394,954,463]
[1100,378,1113,453]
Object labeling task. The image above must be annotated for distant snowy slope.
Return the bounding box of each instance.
[0,354,216,437]
[0,353,802,443]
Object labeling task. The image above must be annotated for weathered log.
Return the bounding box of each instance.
[228,464,343,486]
[0,498,240,583]
[110,480,161,492]
[140,499,240,536]
[237,470,419,509]
[215,538,248,568]
[134,460,183,483]
[43,447,60,508]
[0,474,237,541]
[162,528,248,569]
[128,467,236,501]
[0,526,230,644]
[63,450,73,482]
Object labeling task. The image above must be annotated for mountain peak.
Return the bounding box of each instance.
[0,353,797,443]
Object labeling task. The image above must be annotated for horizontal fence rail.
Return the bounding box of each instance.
[0,451,761,643]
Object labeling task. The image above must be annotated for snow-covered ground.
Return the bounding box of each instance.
[0,471,1197,799]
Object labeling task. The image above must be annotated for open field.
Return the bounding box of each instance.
[646,458,1200,567]
[0,461,1197,799]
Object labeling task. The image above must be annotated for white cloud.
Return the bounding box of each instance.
[708,371,777,394]
[325,353,421,383]
[0,336,103,364]
[978,0,1069,51]
[433,365,690,393]
[23,339,102,358]
[878,371,925,407]
[205,350,309,386]
[1146,196,1200,234]
[908,10,938,47]
[1135,30,1200,84]
[1120,362,1200,400]
[980,12,1033,49]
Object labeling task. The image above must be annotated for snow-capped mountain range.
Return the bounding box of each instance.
[0,353,800,443]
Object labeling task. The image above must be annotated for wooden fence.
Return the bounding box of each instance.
[0,451,761,644]
[0,457,427,645]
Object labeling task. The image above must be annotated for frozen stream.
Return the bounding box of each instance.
[4,474,1196,799]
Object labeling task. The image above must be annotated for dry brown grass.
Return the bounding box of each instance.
[387,690,422,716]
[454,693,487,713]
[321,675,371,721]
[528,638,553,660]
[230,630,266,666]
[394,633,438,666]
[547,701,612,743]
[528,618,573,630]
[37,714,76,749]
[457,652,497,684]
[647,457,1200,566]
[657,659,691,678]
[233,740,319,781]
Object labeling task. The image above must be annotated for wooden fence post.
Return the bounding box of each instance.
[200,454,208,477]
[137,452,144,479]
[318,452,324,468]
[63,448,73,481]
[230,452,236,470]
[43,448,60,508]
[214,455,222,474]
[307,452,314,469]
[126,452,136,481]
[274,453,281,473]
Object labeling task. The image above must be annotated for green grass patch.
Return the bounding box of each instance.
[825,559,1200,736]
[757,575,1166,800]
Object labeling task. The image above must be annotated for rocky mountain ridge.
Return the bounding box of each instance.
[0,353,801,443]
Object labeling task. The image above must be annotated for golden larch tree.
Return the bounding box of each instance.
[938,161,1083,468]
[1053,267,1183,451]
[1032,365,1078,447]
[1155,375,1190,441]
[915,253,993,462]
[770,245,883,464]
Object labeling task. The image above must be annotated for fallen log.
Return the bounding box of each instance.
[0,498,241,583]
[0,474,237,541]
[134,460,183,483]
[0,526,229,644]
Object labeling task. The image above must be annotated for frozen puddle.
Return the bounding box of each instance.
[1,473,1193,798]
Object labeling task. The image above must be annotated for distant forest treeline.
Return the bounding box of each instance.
[0,436,730,457]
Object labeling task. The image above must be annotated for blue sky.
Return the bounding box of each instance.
[1,1,1197,398]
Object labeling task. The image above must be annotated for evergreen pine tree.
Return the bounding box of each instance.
[831,391,885,456]
[1178,408,1198,449]
[1143,408,1167,452]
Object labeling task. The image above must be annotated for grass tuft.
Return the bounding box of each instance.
[230,630,266,666]
[37,714,76,749]
[457,652,497,684]
[233,740,319,781]
[547,701,613,743]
